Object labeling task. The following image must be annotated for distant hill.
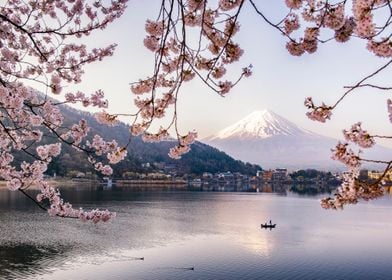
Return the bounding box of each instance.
[203,109,392,170]
[40,104,262,177]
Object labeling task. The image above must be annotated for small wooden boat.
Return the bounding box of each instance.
[261,223,276,229]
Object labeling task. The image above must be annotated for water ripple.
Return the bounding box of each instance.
[1,188,392,279]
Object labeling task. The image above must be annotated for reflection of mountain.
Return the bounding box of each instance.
[204,110,392,170]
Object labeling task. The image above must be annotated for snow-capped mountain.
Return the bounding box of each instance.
[203,110,392,170]
[208,110,307,140]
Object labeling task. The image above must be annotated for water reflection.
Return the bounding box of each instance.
[289,183,335,196]
[1,185,392,280]
[0,244,72,280]
[188,182,336,196]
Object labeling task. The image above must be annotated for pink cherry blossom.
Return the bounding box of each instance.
[285,0,303,10]
[0,0,127,222]
[367,39,392,58]
[331,142,361,169]
[334,17,356,43]
[95,111,119,126]
[219,0,242,11]
[107,147,127,164]
[144,36,160,52]
[284,13,300,34]
[321,168,385,209]
[304,97,332,122]
[286,41,305,56]
[218,81,233,95]
[343,123,375,148]
[145,20,165,37]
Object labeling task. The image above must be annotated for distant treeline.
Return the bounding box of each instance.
[289,169,341,185]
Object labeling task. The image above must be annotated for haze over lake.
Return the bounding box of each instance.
[1,185,392,280]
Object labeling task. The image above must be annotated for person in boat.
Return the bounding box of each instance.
[269,220,272,225]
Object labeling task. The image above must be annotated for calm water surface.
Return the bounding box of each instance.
[1,185,392,280]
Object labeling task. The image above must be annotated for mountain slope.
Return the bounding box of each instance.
[203,110,392,170]
[43,104,261,177]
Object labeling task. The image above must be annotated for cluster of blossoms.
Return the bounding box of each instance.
[321,169,360,209]
[343,122,375,148]
[169,131,198,159]
[5,160,47,191]
[92,161,113,176]
[280,0,392,58]
[331,142,361,169]
[85,135,125,173]
[65,90,108,108]
[131,0,252,156]
[352,0,376,38]
[284,13,300,34]
[278,1,392,208]
[317,104,389,208]
[62,120,90,146]
[323,119,386,208]
[320,169,385,209]
[36,144,62,161]
[218,81,233,95]
[37,181,115,223]
[285,0,303,9]
[304,97,332,123]
[325,137,387,208]
[334,17,356,43]
[95,111,119,126]
[367,39,392,58]
[0,0,128,222]
[130,123,148,136]
[107,147,128,164]
[86,135,120,157]
[219,0,242,11]
[142,127,170,143]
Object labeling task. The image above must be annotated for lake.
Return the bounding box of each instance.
[1,185,392,280]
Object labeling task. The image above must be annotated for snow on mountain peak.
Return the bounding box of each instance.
[207,109,307,140]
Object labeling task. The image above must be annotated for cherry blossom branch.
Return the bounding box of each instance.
[343,83,392,91]
[0,0,128,223]
[248,0,288,36]
[18,188,48,211]
[126,0,252,158]
[333,59,392,109]
[0,14,48,60]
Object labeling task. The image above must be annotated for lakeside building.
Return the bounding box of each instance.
[256,170,272,182]
[368,170,392,182]
[218,172,235,181]
[272,168,288,181]
[256,169,289,183]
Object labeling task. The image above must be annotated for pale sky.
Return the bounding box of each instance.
[57,1,391,147]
